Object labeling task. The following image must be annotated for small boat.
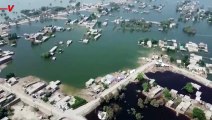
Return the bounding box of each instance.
[58,49,64,54]
[10,43,16,47]
[52,57,56,61]
[66,40,72,46]
[79,39,89,44]
[59,41,64,45]
[66,28,71,31]
[82,39,89,44]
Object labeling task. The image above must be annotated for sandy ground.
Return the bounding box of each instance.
[0,64,8,72]
[11,102,46,120]
[60,84,94,102]
[18,76,44,88]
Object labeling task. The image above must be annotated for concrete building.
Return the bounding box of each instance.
[176,101,191,114]
[25,82,46,95]
[49,92,62,103]
[85,78,94,88]
[170,89,178,98]
[190,54,202,64]
[0,56,12,65]
[205,110,212,120]
[185,42,199,52]
[166,100,174,107]
[55,96,71,111]
[46,80,61,92]
[7,77,18,86]
[158,40,165,48]
[147,40,152,48]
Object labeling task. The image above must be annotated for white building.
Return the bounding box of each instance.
[55,96,71,111]
[185,42,198,52]
[147,40,152,48]
[85,78,94,88]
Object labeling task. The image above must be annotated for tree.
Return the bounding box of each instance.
[197,60,206,67]
[142,82,150,92]
[97,21,102,28]
[135,113,143,120]
[136,73,144,81]
[103,106,114,120]
[183,83,195,93]
[41,52,51,59]
[170,57,175,63]
[0,36,3,40]
[137,98,144,109]
[8,33,18,40]
[6,73,15,80]
[0,108,7,119]
[71,96,87,109]
[111,103,122,113]
[150,99,159,107]
[166,48,176,54]
[183,26,196,35]
[75,2,81,8]
[182,55,190,67]
[42,96,49,102]
[119,93,125,100]
[152,40,158,45]
[163,88,172,100]
[45,92,52,98]
[144,97,150,104]
[105,93,113,103]
[192,107,206,120]
[0,107,13,119]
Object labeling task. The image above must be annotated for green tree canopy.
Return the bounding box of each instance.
[183,83,194,93]
[192,107,206,120]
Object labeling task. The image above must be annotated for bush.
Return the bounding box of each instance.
[192,107,206,120]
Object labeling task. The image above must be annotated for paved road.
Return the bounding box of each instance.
[170,65,212,88]
[0,79,86,120]
[72,61,156,116]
